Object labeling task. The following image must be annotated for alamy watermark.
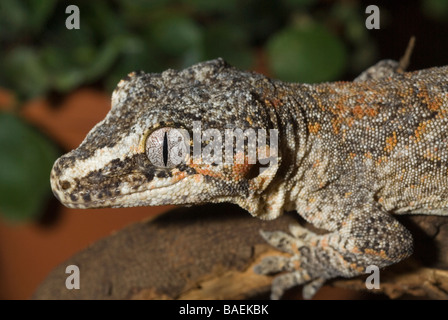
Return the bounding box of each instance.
[65,265,80,290]
[365,265,380,289]
[365,5,380,29]
[65,5,80,30]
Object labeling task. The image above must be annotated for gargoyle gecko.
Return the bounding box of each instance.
[50,56,448,299]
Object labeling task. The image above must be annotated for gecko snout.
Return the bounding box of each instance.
[50,157,71,204]
[49,155,87,208]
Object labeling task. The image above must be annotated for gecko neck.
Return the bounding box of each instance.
[248,81,315,218]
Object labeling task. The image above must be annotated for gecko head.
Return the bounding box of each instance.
[50,58,283,218]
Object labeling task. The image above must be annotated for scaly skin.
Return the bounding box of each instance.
[50,58,448,299]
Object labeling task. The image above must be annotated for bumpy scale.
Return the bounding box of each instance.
[51,58,448,299]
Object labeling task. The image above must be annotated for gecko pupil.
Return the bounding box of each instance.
[163,131,168,167]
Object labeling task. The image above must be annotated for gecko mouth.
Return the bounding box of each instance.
[50,172,189,209]
[52,184,168,209]
[49,153,203,209]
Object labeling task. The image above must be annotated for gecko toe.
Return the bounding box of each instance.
[259,230,305,254]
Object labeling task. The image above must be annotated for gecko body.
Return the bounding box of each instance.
[51,58,448,299]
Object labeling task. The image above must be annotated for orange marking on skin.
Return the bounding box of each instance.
[365,107,378,117]
[194,174,202,183]
[364,249,388,259]
[189,163,226,180]
[416,82,444,111]
[312,159,320,168]
[231,163,252,181]
[350,264,365,273]
[376,156,388,165]
[429,97,442,111]
[264,97,283,109]
[194,167,224,179]
[414,121,428,142]
[264,99,273,108]
[229,152,254,181]
[317,99,325,111]
[352,105,364,119]
[331,118,342,135]
[171,171,187,182]
[423,148,440,161]
[347,118,355,127]
[341,129,347,142]
[272,98,283,108]
[234,151,246,165]
[384,131,398,153]
[308,122,321,135]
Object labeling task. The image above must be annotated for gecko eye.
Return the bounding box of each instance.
[145,128,189,168]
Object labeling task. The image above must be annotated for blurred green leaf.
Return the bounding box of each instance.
[41,45,84,92]
[331,1,376,73]
[118,0,172,17]
[186,0,239,13]
[282,0,316,9]
[43,18,96,60]
[151,14,202,56]
[4,47,50,99]
[84,37,127,82]
[0,0,363,101]
[237,0,285,43]
[25,0,57,34]
[105,36,165,92]
[37,17,96,93]
[0,0,27,39]
[87,1,127,39]
[203,23,254,69]
[266,23,347,83]
[0,113,58,221]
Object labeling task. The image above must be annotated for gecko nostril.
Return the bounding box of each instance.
[60,180,71,190]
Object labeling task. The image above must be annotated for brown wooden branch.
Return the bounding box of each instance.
[33,204,448,300]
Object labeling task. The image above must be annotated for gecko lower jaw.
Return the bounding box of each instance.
[50,166,190,209]
[51,183,168,209]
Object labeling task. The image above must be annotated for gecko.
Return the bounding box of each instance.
[50,53,448,299]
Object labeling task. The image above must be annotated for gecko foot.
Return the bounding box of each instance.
[254,226,328,300]
[254,210,413,300]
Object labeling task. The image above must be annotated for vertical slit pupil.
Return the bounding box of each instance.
[163,131,169,167]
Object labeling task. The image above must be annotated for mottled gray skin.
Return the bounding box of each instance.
[51,58,448,299]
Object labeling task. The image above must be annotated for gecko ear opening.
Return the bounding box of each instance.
[245,162,268,180]
[246,155,281,193]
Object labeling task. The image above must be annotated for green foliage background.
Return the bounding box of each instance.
[0,0,446,221]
